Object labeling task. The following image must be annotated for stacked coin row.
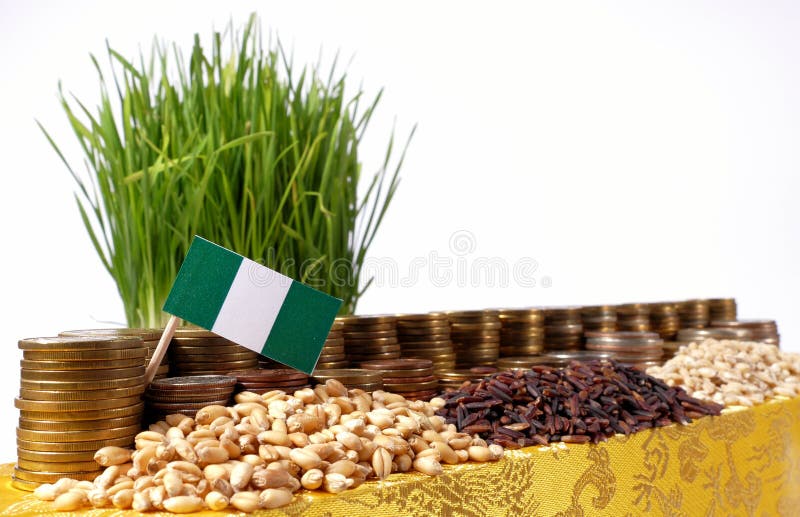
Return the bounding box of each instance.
[711,319,780,346]
[448,310,501,368]
[168,328,259,376]
[143,375,236,423]
[341,315,400,366]
[60,328,168,380]
[14,336,147,491]
[227,369,310,394]
[678,299,710,329]
[317,319,347,369]
[543,307,583,351]
[648,303,680,340]
[396,313,455,372]
[360,359,437,401]
[709,298,737,322]
[585,331,663,368]
[615,304,650,332]
[497,308,544,357]
[496,351,613,370]
[580,305,617,333]
[311,369,383,391]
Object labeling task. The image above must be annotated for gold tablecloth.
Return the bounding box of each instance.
[1,396,798,516]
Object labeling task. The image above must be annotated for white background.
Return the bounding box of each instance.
[1,1,798,462]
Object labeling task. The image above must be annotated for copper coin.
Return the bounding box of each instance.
[170,344,253,353]
[13,467,101,483]
[176,360,259,371]
[150,375,237,391]
[339,315,396,326]
[397,335,452,344]
[314,361,350,369]
[359,358,433,370]
[397,389,439,399]
[227,369,308,382]
[342,383,384,391]
[382,374,437,384]
[147,400,230,411]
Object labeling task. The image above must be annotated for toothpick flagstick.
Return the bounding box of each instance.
[144,315,181,385]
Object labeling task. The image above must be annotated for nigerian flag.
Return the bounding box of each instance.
[163,236,341,374]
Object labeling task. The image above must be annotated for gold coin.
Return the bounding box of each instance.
[20,375,145,391]
[19,384,145,401]
[10,476,41,491]
[17,458,100,472]
[19,402,144,422]
[23,348,148,361]
[167,351,257,361]
[13,466,100,483]
[311,369,383,384]
[19,415,142,432]
[383,380,439,391]
[173,359,258,370]
[59,328,164,341]
[169,344,254,354]
[173,328,220,338]
[20,366,145,381]
[14,396,142,412]
[16,448,98,463]
[20,358,144,370]
[171,337,237,347]
[17,434,135,452]
[17,424,141,443]
[19,336,143,351]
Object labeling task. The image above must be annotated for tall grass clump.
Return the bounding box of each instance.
[40,15,412,327]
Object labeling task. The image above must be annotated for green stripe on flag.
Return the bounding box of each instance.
[163,237,243,329]
[263,281,342,374]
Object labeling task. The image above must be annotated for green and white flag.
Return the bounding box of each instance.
[163,236,342,374]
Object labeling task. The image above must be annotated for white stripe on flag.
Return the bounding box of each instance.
[211,258,292,352]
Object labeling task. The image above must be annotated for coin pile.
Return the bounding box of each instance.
[226,369,310,394]
[648,303,680,340]
[143,375,236,423]
[678,299,710,329]
[709,298,737,322]
[497,308,544,357]
[311,369,383,391]
[59,328,168,380]
[580,305,617,333]
[340,315,400,366]
[316,318,348,369]
[395,312,455,372]
[437,367,496,391]
[360,359,437,400]
[543,307,583,351]
[710,319,780,346]
[584,331,663,368]
[168,328,259,376]
[14,336,147,490]
[615,303,651,332]
[448,310,501,368]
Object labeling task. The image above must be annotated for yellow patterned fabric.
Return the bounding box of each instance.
[1,396,798,516]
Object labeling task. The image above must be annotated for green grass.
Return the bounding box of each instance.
[40,14,412,327]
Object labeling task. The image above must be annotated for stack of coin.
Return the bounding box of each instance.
[360,359,437,400]
[709,298,737,322]
[340,315,400,366]
[543,307,583,351]
[143,375,236,422]
[395,313,455,372]
[227,369,310,394]
[168,328,259,376]
[311,369,383,391]
[437,368,494,391]
[660,341,683,363]
[648,303,680,340]
[676,327,750,344]
[580,305,617,333]
[316,318,348,369]
[678,299,710,329]
[615,303,651,332]
[497,308,545,357]
[710,319,780,346]
[60,328,169,380]
[501,350,614,369]
[448,310,501,368]
[584,331,663,368]
[14,336,147,491]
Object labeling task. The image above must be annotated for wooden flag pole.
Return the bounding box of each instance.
[144,315,181,385]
